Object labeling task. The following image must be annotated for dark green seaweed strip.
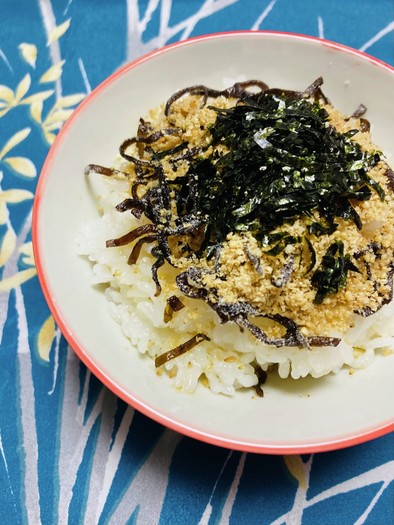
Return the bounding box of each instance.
[312,241,360,304]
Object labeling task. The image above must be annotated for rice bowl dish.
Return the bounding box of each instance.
[33,31,394,452]
[79,78,394,396]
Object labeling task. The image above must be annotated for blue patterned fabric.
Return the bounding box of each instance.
[0,1,393,524]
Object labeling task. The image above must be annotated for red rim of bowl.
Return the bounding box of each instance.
[32,30,394,454]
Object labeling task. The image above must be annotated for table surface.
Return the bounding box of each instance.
[0,1,393,524]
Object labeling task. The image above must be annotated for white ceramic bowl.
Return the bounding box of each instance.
[33,31,394,454]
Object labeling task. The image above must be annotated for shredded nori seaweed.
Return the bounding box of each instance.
[311,241,360,304]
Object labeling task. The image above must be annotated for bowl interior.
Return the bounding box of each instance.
[34,32,394,453]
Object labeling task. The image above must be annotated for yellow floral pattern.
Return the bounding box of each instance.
[0,16,85,363]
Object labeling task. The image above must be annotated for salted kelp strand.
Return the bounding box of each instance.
[155,333,210,367]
